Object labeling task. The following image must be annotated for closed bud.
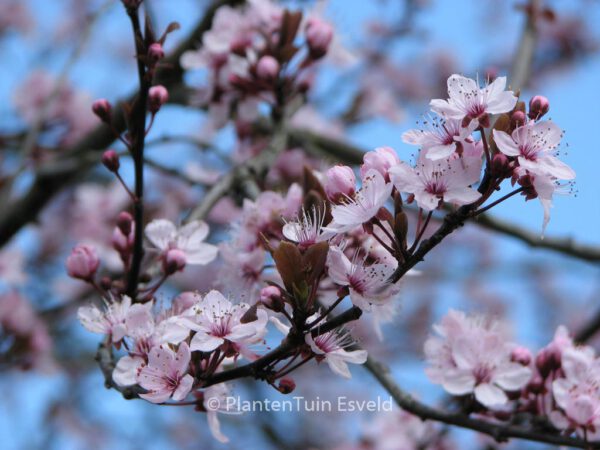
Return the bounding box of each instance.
[528,95,550,120]
[256,55,280,82]
[148,85,168,113]
[101,149,120,172]
[66,245,100,281]
[92,99,112,122]
[162,248,186,275]
[116,211,133,236]
[324,165,355,202]
[511,110,526,127]
[147,43,164,64]
[277,377,296,394]
[491,153,511,178]
[305,18,333,59]
[511,346,532,366]
[260,286,284,312]
[230,37,250,56]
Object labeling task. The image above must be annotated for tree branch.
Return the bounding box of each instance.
[0,0,243,247]
[364,356,599,449]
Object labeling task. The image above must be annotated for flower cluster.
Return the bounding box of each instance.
[181,0,336,130]
[425,309,600,441]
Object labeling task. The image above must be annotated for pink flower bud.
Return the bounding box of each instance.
[92,99,112,122]
[360,146,400,181]
[112,224,134,253]
[147,43,164,64]
[528,95,550,120]
[66,245,100,281]
[511,110,526,127]
[162,248,186,275]
[535,348,560,378]
[148,85,168,113]
[259,286,283,312]
[230,36,251,56]
[277,377,296,394]
[101,149,120,172]
[325,165,356,202]
[511,346,532,366]
[306,18,334,59]
[256,55,280,81]
[116,211,133,236]
[491,153,511,178]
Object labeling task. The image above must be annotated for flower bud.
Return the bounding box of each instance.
[66,245,100,281]
[230,36,250,56]
[260,286,284,312]
[101,149,120,172]
[277,377,296,394]
[528,95,550,120]
[325,165,356,202]
[162,248,186,275]
[256,55,280,82]
[116,211,133,236]
[360,146,400,181]
[148,85,168,113]
[511,110,526,127]
[491,153,512,178]
[306,18,333,59]
[147,43,164,64]
[535,348,560,378]
[511,346,532,366]
[92,99,112,123]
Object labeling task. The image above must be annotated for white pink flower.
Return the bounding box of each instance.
[402,117,477,160]
[389,151,482,211]
[145,219,218,266]
[282,207,333,250]
[138,343,194,404]
[424,310,532,408]
[327,169,392,233]
[305,329,368,378]
[326,246,399,310]
[493,120,575,180]
[359,146,400,181]
[550,346,600,440]
[78,296,131,343]
[430,74,518,127]
[184,290,268,353]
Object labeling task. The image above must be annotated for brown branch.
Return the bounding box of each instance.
[511,0,543,92]
[364,356,599,449]
[0,0,243,248]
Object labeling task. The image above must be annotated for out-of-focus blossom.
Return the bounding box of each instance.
[145,219,218,266]
[424,310,531,408]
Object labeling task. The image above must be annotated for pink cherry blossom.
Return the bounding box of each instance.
[184,290,268,352]
[77,296,131,343]
[145,219,218,266]
[430,74,518,127]
[424,310,532,408]
[305,329,368,378]
[138,343,194,404]
[327,169,392,233]
[550,346,600,440]
[513,166,560,234]
[359,146,400,181]
[325,165,356,202]
[389,152,482,211]
[493,120,575,180]
[66,244,100,281]
[202,383,240,443]
[402,116,477,160]
[326,246,399,310]
[282,206,333,250]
